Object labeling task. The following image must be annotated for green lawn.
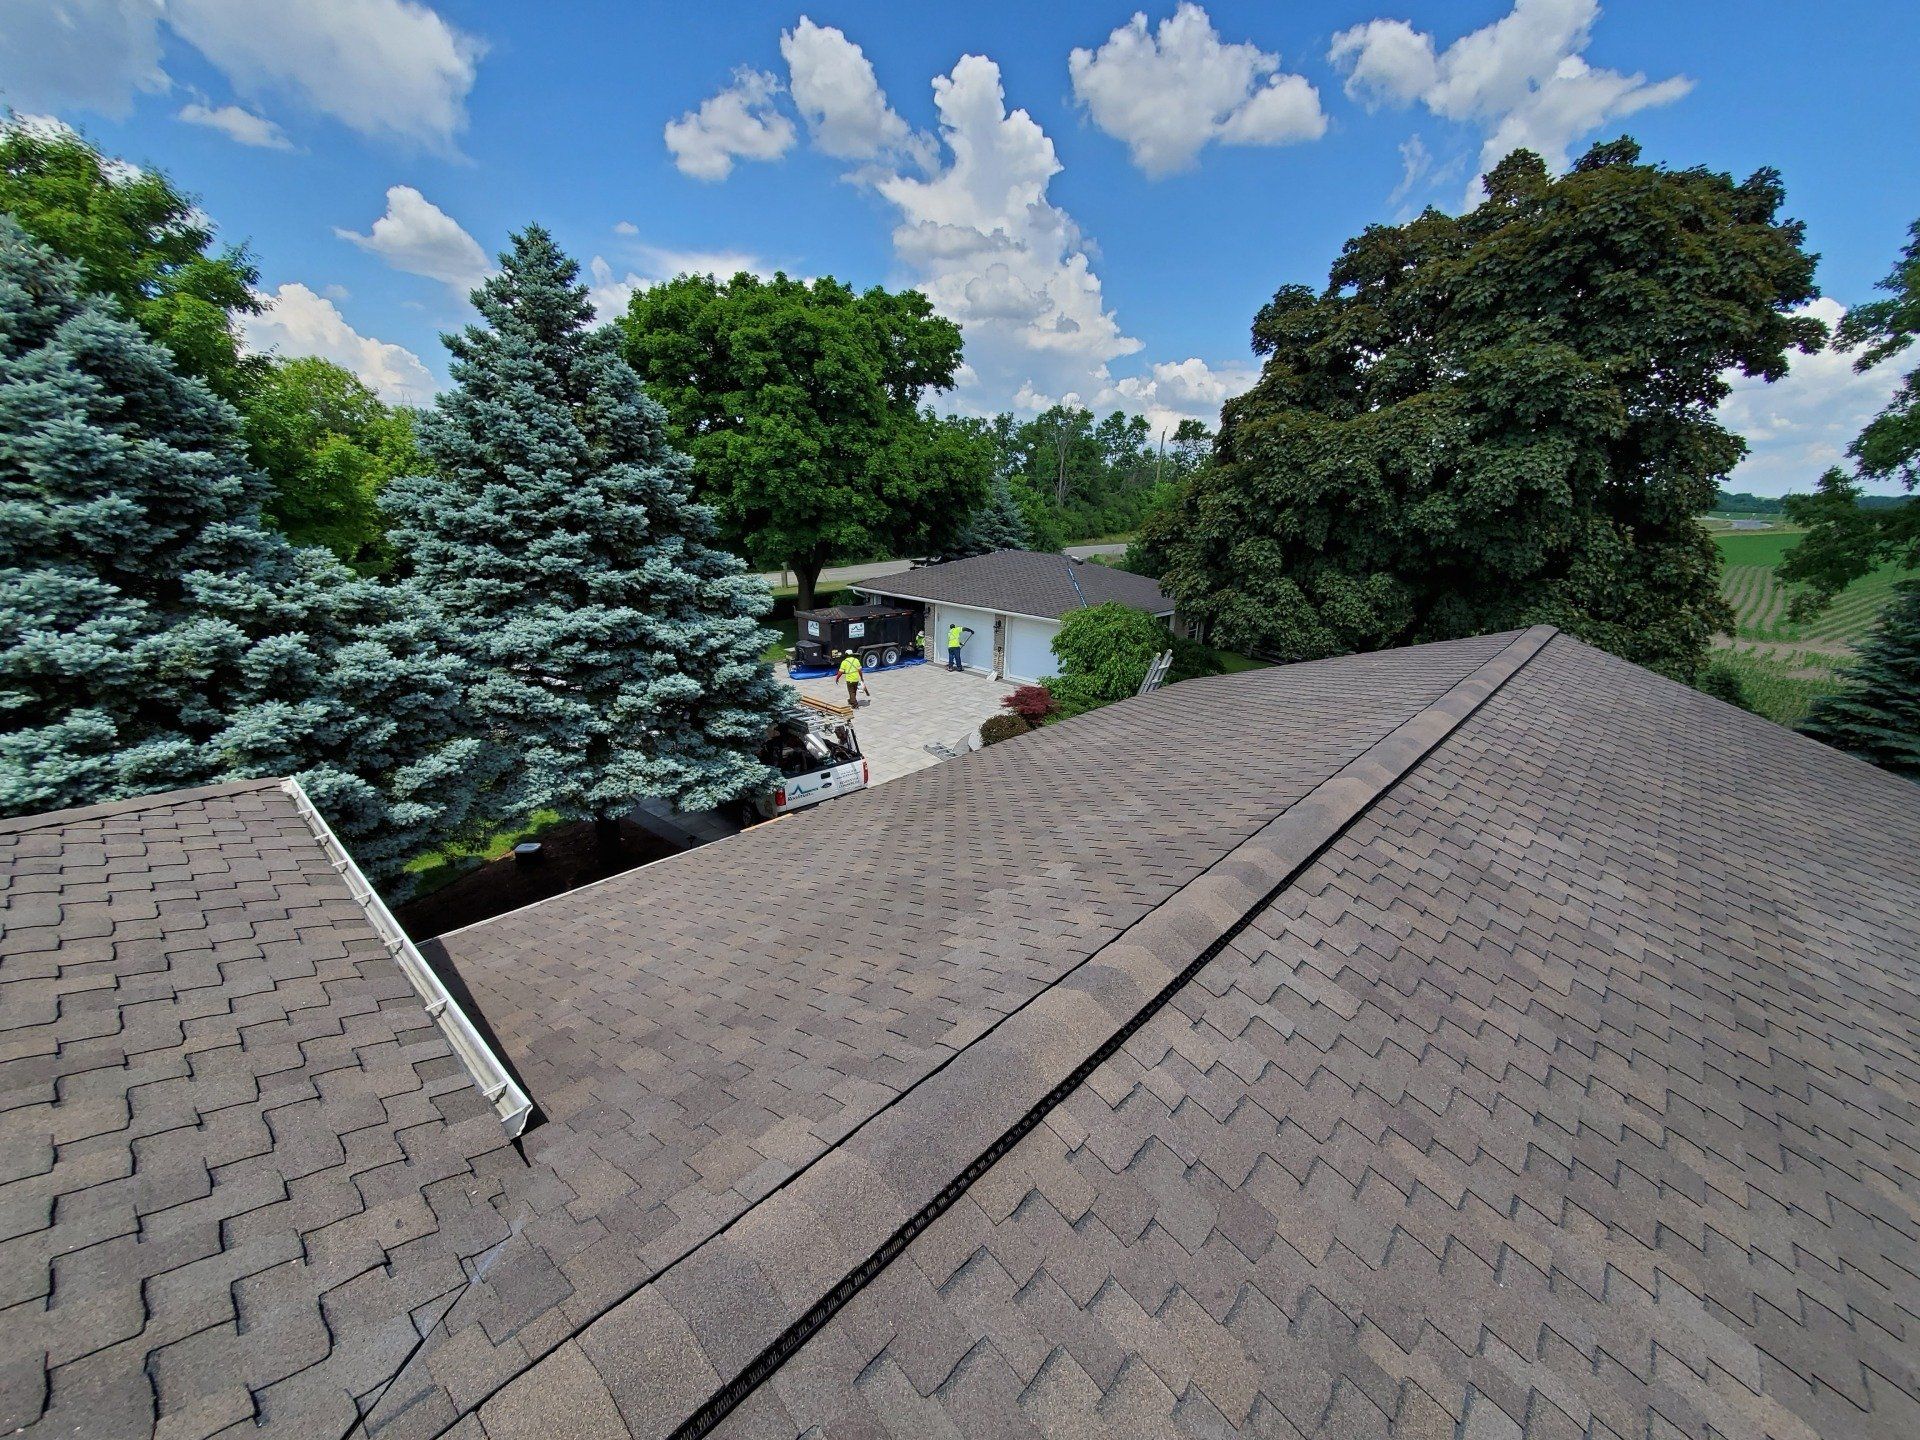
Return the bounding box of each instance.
[405,808,563,896]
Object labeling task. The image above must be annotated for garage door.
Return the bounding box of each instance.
[1002,615,1058,684]
[935,605,996,674]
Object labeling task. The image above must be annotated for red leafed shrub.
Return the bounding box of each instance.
[1002,685,1057,723]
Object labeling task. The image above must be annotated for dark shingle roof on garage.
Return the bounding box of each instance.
[7,628,1919,1440]
[854,548,1174,620]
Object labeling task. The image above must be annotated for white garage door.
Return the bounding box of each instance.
[935,605,996,674]
[1002,615,1059,684]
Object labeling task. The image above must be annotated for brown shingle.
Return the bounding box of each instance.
[10,628,1918,1440]
[854,549,1173,619]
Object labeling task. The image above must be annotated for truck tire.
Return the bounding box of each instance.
[882,645,900,666]
[863,646,883,667]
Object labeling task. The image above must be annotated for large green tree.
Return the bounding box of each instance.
[1156,140,1822,678]
[619,272,988,609]
[1780,218,1920,608]
[0,219,486,886]
[386,227,786,828]
[1800,581,1920,780]
[0,124,261,399]
[245,357,419,571]
[955,476,1032,556]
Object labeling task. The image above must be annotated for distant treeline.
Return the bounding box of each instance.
[1713,488,1910,514]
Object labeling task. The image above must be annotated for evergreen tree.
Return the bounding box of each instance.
[385,226,785,824]
[0,219,487,885]
[1800,581,1920,780]
[956,476,1032,556]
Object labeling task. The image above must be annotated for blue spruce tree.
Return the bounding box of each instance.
[956,475,1033,556]
[0,219,487,886]
[385,226,784,826]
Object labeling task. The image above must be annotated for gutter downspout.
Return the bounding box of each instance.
[279,778,534,1137]
[1062,555,1090,610]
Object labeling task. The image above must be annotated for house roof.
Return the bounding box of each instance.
[855,548,1174,621]
[7,629,1918,1440]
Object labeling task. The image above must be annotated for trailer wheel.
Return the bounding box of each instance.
[862,646,883,667]
[882,645,900,666]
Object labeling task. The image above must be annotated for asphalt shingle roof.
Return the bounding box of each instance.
[7,629,1918,1440]
[854,549,1174,620]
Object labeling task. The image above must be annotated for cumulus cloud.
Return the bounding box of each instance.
[664,67,797,181]
[1100,357,1260,437]
[1718,298,1914,497]
[1069,4,1326,177]
[166,0,482,152]
[0,0,481,151]
[0,0,166,118]
[241,283,437,405]
[336,185,491,294]
[1330,0,1690,201]
[779,17,926,165]
[177,101,294,150]
[584,245,772,320]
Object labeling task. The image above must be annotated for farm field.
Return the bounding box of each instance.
[1715,528,1914,652]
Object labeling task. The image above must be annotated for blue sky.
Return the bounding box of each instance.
[3,0,1915,493]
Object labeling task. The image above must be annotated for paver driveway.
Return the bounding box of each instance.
[782,658,1011,785]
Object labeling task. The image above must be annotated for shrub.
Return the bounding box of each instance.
[1695,661,1752,711]
[979,713,1032,746]
[1003,685,1057,723]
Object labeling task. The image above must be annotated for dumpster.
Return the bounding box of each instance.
[792,603,923,671]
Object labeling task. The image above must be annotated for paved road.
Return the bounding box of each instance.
[757,543,1126,590]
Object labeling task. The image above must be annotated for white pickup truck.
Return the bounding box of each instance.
[738,714,868,822]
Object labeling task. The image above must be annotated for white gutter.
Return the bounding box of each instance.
[279,777,534,1137]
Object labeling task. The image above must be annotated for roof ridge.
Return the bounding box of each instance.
[442,625,1558,1439]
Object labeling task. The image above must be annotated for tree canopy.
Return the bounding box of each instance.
[387,227,787,823]
[244,357,419,571]
[0,125,261,399]
[620,271,988,608]
[1781,217,1920,608]
[1153,139,1823,678]
[0,218,486,886]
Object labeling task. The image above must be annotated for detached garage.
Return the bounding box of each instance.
[854,549,1177,684]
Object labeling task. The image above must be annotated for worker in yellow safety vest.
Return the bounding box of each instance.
[837,650,864,706]
[946,623,964,671]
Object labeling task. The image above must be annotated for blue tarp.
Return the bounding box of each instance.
[788,655,930,681]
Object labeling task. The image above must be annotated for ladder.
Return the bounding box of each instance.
[1137,650,1174,696]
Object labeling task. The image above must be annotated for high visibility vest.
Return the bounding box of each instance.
[838,656,862,682]
[947,625,963,648]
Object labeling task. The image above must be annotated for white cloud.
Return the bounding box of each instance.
[1330,0,1690,201]
[779,17,924,165]
[241,282,436,405]
[1100,356,1259,437]
[336,185,491,294]
[613,220,639,236]
[165,0,481,152]
[586,245,772,321]
[1068,4,1326,178]
[0,0,480,151]
[0,0,166,118]
[870,54,1142,417]
[1718,298,1913,497]
[664,66,797,182]
[1389,134,1431,206]
[177,100,293,150]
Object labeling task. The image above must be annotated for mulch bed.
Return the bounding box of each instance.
[393,816,681,941]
